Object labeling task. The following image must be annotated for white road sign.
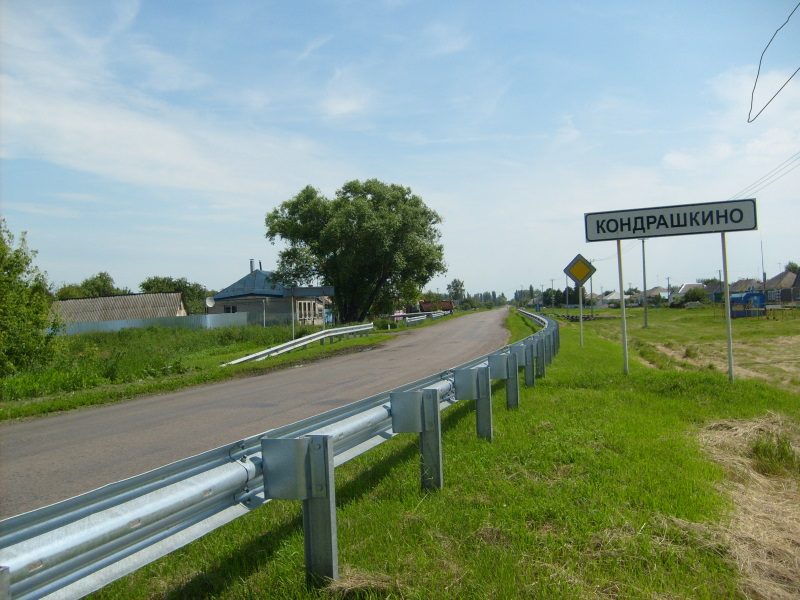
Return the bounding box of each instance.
[585,199,757,242]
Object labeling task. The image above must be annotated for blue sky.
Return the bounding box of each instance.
[2,0,798,299]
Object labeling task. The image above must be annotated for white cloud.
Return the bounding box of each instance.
[423,23,470,56]
[319,68,373,117]
[295,35,334,62]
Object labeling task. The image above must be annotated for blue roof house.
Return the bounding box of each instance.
[210,262,328,326]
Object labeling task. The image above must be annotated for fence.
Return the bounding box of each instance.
[58,312,275,336]
[0,309,559,599]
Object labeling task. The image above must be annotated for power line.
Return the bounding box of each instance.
[748,159,800,196]
[728,151,800,199]
[748,2,800,123]
[728,150,800,199]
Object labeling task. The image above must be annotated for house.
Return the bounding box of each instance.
[646,286,669,299]
[764,270,799,304]
[209,263,330,325]
[675,283,703,296]
[51,292,187,323]
[601,291,632,305]
[728,278,760,294]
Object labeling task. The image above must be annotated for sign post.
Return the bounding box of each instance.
[585,199,757,378]
[564,254,596,348]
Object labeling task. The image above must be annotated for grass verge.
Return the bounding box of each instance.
[0,329,393,421]
[88,311,799,599]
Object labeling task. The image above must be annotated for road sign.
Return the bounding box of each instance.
[585,199,757,242]
[564,254,596,286]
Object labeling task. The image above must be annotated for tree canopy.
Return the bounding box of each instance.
[140,276,215,315]
[0,219,60,376]
[265,179,446,322]
[446,278,465,303]
[56,272,130,300]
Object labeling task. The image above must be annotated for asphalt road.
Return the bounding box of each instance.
[0,308,510,519]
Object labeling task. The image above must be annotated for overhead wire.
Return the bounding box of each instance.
[728,150,800,199]
[748,1,800,123]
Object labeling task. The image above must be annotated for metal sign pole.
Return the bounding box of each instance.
[641,239,648,328]
[617,239,629,375]
[721,232,735,382]
[579,285,584,347]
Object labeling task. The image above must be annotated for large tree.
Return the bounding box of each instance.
[140,276,214,315]
[0,219,60,376]
[265,179,446,322]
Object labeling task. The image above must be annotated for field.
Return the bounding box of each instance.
[579,304,800,391]
[87,308,799,600]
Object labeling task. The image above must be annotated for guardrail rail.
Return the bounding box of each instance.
[0,309,559,599]
[224,323,374,365]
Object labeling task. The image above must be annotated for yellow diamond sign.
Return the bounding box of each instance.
[564,254,596,286]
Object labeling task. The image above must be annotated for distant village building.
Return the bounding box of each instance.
[51,292,187,323]
[764,270,799,304]
[208,263,329,325]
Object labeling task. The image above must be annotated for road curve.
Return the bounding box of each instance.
[0,308,510,519]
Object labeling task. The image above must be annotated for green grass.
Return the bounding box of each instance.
[749,434,800,477]
[88,310,799,599]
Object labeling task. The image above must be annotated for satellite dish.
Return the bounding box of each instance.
[205,297,216,308]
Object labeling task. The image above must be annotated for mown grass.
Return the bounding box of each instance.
[582,305,800,388]
[89,310,799,599]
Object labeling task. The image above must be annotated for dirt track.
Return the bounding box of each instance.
[0,309,510,519]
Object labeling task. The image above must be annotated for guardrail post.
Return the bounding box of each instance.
[536,338,545,379]
[261,435,338,587]
[0,566,9,600]
[476,366,492,441]
[545,333,553,365]
[454,367,492,441]
[506,351,520,409]
[522,341,534,387]
[391,389,444,490]
[489,353,517,409]
[420,388,443,489]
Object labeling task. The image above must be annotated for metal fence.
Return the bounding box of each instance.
[58,312,267,336]
[0,309,559,599]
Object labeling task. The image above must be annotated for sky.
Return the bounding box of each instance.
[2,0,799,300]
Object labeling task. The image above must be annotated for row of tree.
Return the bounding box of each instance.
[54,273,216,315]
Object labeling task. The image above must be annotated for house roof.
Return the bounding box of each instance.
[603,291,631,301]
[765,270,798,290]
[51,292,186,323]
[213,270,288,301]
[646,286,668,297]
[676,283,703,295]
[728,278,759,293]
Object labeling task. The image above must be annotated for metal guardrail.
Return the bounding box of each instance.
[224,323,374,365]
[403,310,447,326]
[0,310,559,599]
